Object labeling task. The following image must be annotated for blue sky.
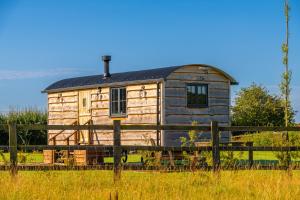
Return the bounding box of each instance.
[0,0,299,121]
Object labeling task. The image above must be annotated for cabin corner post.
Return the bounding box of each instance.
[8,122,18,176]
[211,121,220,171]
[156,82,161,146]
[160,81,166,146]
[113,120,121,182]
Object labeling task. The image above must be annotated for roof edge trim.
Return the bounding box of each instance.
[179,64,239,85]
[42,78,164,93]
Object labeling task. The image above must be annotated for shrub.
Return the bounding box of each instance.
[180,121,210,168]
[233,132,300,166]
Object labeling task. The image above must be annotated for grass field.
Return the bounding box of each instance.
[0,170,299,199]
[0,151,294,165]
[0,152,142,164]
[0,152,43,163]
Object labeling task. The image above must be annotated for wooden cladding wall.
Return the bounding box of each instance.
[46,65,233,146]
[47,83,160,146]
[165,65,230,125]
[48,91,79,145]
[163,65,231,146]
[90,84,160,146]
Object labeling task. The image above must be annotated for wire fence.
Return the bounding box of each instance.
[1,121,300,179]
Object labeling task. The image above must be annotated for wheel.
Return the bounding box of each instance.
[122,150,128,163]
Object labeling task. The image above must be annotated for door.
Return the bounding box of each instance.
[78,90,92,144]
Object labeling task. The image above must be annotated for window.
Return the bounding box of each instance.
[82,98,87,107]
[110,87,127,116]
[186,84,208,108]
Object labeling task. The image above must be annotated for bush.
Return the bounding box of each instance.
[233,132,300,166]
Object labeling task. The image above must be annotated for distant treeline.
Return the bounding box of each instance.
[0,108,47,145]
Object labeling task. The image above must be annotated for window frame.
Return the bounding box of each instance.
[186,83,209,108]
[110,87,127,117]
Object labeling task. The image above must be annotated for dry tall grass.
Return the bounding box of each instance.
[0,170,299,200]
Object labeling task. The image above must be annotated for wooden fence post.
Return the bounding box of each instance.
[9,123,17,176]
[113,120,121,182]
[211,121,220,171]
[247,142,253,169]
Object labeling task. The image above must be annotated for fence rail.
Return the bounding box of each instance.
[1,124,300,131]
[2,145,300,152]
[1,121,300,179]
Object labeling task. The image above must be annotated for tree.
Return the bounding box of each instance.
[281,0,292,129]
[280,0,293,168]
[231,84,294,127]
[0,114,8,145]
[6,108,48,145]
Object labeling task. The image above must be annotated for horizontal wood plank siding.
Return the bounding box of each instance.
[90,84,160,145]
[47,83,161,146]
[48,91,79,145]
[46,65,234,147]
[163,65,232,146]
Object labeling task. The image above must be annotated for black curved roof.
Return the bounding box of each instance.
[43,64,238,93]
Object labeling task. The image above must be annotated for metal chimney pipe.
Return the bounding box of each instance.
[102,55,111,78]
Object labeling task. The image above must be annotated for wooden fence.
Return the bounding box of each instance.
[1,121,300,179]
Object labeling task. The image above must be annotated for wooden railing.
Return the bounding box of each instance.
[63,129,79,146]
[1,122,300,178]
[46,119,94,146]
[80,119,93,145]
[48,120,78,145]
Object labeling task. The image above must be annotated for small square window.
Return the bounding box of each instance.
[186,84,208,108]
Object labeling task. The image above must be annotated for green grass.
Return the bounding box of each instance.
[0,151,292,164]
[233,151,278,160]
[0,170,299,199]
[0,152,43,163]
[0,152,142,164]
[1,151,299,166]
[104,154,142,163]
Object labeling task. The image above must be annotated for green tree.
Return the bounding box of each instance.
[279,0,293,167]
[281,0,292,129]
[232,84,295,126]
[6,108,48,145]
[0,114,8,145]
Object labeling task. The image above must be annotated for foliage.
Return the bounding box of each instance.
[232,83,295,127]
[234,132,276,146]
[0,108,47,145]
[139,135,162,167]
[220,150,243,167]
[280,0,292,128]
[280,0,292,166]
[0,114,8,145]
[233,132,300,166]
[180,121,210,168]
[180,121,198,147]
[0,151,8,164]
[273,133,300,166]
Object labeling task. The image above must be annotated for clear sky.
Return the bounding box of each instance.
[0,0,299,121]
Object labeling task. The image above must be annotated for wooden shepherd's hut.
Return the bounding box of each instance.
[43,55,238,165]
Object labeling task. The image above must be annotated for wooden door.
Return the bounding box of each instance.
[78,90,92,144]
